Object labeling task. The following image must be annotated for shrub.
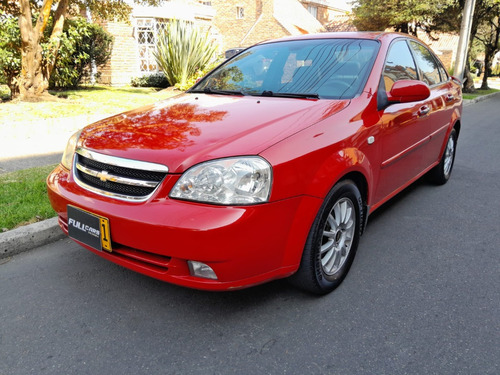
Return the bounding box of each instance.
[174,59,223,91]
[0,84,11,100]
[154,20,219,87]
[0,13,113,94]
[492,64,500,76]
[50,17,113,88]
[131,73,170,88]
[0,11,21,96]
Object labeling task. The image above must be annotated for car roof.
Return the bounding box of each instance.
[259,31,411,45]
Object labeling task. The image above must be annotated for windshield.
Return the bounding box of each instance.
[191,39,379,99]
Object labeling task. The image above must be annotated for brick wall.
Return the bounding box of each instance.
[439,50,454,72]
[299,1,340,25]
[242,0,289,46]
[211,0,258,50]
[99,21,137,86]
[211,0,289,51]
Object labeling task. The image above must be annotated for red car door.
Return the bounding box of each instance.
[374,39,433,203]
[408,41,462,163]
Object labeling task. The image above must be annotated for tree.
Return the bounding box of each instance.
[351,0,500,93]
[0,11,21,95]
[351,0,458,36]
[475,13,500,89]
[449,0,500,92]
[0,12,112,95]
[50,17,114,88]
[0,0,164,101]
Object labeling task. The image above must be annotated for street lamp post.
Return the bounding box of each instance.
[454,0,477,83]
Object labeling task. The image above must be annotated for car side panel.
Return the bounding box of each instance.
[426,80,462,161]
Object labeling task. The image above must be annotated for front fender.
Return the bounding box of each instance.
[263,134,374,204]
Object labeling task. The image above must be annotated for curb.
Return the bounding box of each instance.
[463,90,500,106]
[1,91,499,259]
[0,217,66,259]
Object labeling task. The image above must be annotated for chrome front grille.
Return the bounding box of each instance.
[73,148,169,202]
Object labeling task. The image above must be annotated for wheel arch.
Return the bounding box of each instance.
[337,171,369,234]
[453,119,461,138]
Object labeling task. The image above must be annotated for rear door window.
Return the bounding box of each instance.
[383,40,418,92]
[409,41,443,86]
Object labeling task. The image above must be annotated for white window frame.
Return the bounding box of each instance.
[236,6,244,19]
[135,17,167,75]
[307,5,318,19]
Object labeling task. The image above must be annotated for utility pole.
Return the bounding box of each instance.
[454,0,477,83]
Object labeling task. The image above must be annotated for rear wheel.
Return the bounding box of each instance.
[428,128,457,185]
[289,180,363,294]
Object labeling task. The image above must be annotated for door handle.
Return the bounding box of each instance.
[418,105,431,117]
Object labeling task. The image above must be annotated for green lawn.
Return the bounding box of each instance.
[463,88,499,100]
[0,85,180,122]
[0,165,58,231]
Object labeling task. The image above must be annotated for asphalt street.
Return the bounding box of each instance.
[0,96,499,375]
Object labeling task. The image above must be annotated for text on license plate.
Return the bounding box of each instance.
[67,205,112,252]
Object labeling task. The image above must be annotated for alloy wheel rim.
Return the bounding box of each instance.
[443,136,455,177]
[320,197,355,275]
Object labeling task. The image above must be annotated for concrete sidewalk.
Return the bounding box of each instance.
[1,90,500,259]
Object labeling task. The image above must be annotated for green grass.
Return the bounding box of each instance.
[0,85,181,122]
[463,88,499,100]
[0,165,58,231]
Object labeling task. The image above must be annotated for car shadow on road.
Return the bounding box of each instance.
[365,175,430,228]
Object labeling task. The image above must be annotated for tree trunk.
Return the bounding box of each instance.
[18,0,54,101]
[480,20,500,90]
[43,0,69,88]
[462,62,477,93]
[481,47,494,90]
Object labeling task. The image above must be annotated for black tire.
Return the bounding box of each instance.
[428,128,458,185]
[289,180,363,294]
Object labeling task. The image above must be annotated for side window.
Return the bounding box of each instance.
[383,40,418,92]
[438,63,448,82]
[409,41,442,86]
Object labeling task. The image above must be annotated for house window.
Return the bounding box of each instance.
[307,5,318,19]
[136,18,167,74]
[236,6,244,19]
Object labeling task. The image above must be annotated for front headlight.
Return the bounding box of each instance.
[170,157,272,205]
[61,129,82,170]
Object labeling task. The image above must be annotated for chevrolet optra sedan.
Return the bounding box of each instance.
[47,32,462,294]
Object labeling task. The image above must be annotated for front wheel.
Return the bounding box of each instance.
[289,180,363,294]
[428,128,458,185]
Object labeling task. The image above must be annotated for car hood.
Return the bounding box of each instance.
[78,93,350,173]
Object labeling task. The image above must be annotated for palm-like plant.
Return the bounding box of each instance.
[154,20,219,88]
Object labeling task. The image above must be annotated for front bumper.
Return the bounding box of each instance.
[47,165,322,291]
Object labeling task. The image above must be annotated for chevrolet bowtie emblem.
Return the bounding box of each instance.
[98,170,111,182]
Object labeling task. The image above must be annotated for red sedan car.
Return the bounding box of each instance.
[47,32,462,294]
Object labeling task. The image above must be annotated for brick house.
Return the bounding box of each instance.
[416,32,459,73]
[97,1,215,86]
[210,0,324,51]
[299,0,352,26]
[98,0,324,86]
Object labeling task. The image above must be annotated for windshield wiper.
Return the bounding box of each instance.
[190,87,246,96]
[260,91,320,99]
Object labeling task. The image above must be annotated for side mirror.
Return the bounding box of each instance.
[387,80,431,103]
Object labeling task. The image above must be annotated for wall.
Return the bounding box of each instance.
[99,21,137,86]
[211,0,288,51]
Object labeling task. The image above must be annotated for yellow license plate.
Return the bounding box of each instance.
[67,205,112,252]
